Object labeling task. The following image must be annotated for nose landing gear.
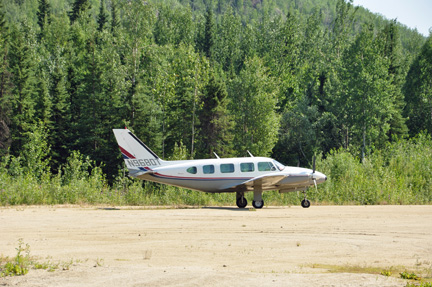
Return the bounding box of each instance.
[301,198,311,208]
[301,190,311,208]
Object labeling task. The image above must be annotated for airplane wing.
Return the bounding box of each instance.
[221,174,288,191]
[220,171,313,192]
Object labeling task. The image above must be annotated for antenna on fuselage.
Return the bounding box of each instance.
[247,150,254,157]
[213,152,220,159]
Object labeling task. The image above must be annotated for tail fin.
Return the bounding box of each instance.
[113,129,164,176]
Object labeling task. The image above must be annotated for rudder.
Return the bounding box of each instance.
[113,129,164,173]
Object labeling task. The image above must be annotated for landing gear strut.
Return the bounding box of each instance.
[252,181,264,209]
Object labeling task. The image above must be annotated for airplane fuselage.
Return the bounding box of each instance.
[132,157,326,194]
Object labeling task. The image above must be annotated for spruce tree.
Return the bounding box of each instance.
[0,1,11,154]
[202,8,214,59]
[9,23,37,154]
[37,0,51,33]
[111,0,119,34]
[196,69,233,158]
[97,0,108,32]
[69,0,90,24]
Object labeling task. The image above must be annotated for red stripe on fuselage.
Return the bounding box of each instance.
[152,172,252,181]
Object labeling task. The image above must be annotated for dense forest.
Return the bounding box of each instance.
[1,0,432,206]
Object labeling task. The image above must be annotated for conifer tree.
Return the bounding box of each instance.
[378,20,408,139]
[37,0,51,33]
[202,8,214,59]
[196,69,233,158]
[97,0,108,32]
[9,22,37,154]
[111,0,119,34]
[0,1,11,154]
[69,0,90,24]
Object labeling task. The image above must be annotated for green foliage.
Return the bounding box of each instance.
[400,271,420,280]
[312,134,432,205]
[405,283,432,287]
[0,239,30,277]
[230,56,280,156]
[380,270,392,276]
[0,239,67,277]
[69,0,91,24]
[196,68,234,158]
[404,34,432,136]
[37,0,51,33]
[1,134,432,206]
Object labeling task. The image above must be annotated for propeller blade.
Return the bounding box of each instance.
[312,155,316,174]
[313,178,318,191]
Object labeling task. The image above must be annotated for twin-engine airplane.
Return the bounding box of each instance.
[113,129,327,209]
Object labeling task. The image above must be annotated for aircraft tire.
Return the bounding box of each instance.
[236,197,248,208]
[301,199,311,208]
[252,200,264,209]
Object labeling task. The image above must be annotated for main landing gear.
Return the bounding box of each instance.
[236,193,248,208]
[236,191,265,209]
[252,199,264,209]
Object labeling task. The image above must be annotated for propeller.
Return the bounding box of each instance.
[312,155,317,190]
[312,155,316,174]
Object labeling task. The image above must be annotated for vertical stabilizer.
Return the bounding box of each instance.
[113,129,164,175]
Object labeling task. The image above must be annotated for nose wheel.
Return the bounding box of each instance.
[301,198,311,208]
[301,190,311,208]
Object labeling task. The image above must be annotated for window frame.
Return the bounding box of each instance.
[203,164,215,174]
[240,162,255,172]
[220,163,235,173]
[186,166,197,174]
[258,162,276,172]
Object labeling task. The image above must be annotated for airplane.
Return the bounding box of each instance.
[113,128,327,209]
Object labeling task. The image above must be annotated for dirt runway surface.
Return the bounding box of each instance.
[1,205,431,286]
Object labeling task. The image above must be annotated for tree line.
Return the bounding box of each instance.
[0,0,431,183]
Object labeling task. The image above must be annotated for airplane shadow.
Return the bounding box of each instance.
[98,207,121,211]
[202,207,254,211]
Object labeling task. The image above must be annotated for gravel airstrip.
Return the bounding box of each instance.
[1,205,431,286]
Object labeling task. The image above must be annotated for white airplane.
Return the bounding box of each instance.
[113,128,327,209]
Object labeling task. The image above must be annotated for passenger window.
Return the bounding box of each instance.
[240,162,254,172]
[258,162,276,171]
[187,167,197,174]
[203,165,215,174]
[220,163,234,173]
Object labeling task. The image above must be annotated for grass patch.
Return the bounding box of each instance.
[309,263,432,285]
[309,263,386,275]
[0,239,82,277]
[0,239,31,277]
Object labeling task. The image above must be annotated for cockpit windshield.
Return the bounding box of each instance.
[273,160,285,171]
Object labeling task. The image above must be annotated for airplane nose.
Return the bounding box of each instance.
[314,172,327,184]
